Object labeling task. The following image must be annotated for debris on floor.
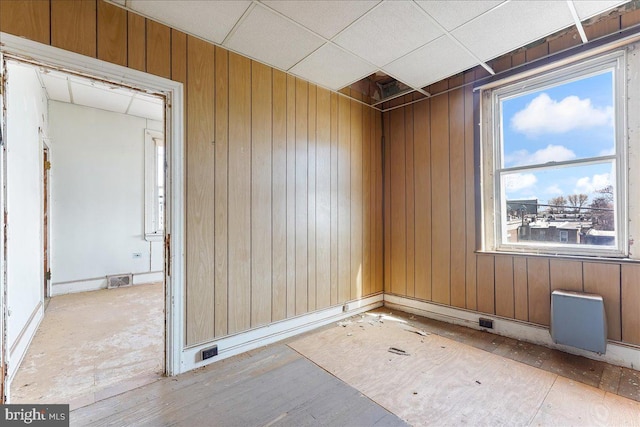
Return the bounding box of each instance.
[388,347,410,356]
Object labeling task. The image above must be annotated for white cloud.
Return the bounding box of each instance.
[598,147,615,156]
[504,173,537,192]
[504,144,576,166]
[575,173,611,194]
[511,93,613,136]
[544,184,564,195]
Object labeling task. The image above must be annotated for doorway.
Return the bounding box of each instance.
[4,58,166,406]
[0,33,185,405]
[43,143,50,300]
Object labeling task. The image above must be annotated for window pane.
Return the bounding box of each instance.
[501,70,614,168]
[501,162,616,247]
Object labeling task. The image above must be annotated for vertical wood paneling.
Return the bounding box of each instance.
[316,88,332,309]
[330,93,340,305]
[295,78,309,314]
[127,13,146,72]
[585,14,620,40]
[214,46,229,337]
[389,105,406,296]
[413,98,432,301]
[404,96,415,298]
[146,20,171,79]
[476,254,495,314]
[449,78,466,308]
[338,95,351,303]
[350,98,363,299]
[227,53,251,333]
[0,0,50,45]
[286,75,296,317]
[621,264,640,345]
[51,0,97,57]
[251,62,272,327]
[494,255,514,318]
[97,1,126,66]
[431,81,451,304]
[362,100,372,297]
[583,263,621,341]
[307,85,317,311]
[525,41,548,63]
[374,110,384,294]
[383,109,392,294]
[464,71,477,311]
[185,36,216,345]
[171,30,187,84]
[527,257,550,326]
[271,70,288,322]
[550,260,583,292]
[513,257,529,321]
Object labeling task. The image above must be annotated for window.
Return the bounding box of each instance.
[145,129,164,241]
[479,48,638,258]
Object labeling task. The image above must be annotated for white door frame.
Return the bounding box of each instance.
[0,34,185,387]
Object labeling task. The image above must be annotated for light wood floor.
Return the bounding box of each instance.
[72,307,640,426]
[11,283,164,409]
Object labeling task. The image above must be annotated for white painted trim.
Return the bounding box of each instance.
[0,33,185,380]
[132,271,164,285]
[7,302,43,383]
[384,294,640,370]
[51,278,105,296]
[180,294,384,373]
[50,271,164,296]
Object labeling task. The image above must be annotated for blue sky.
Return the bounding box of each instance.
[500,70,615,207]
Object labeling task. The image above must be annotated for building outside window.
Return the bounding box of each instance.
[479,47,639,258]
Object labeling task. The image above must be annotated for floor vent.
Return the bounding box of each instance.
[107,274,133,289]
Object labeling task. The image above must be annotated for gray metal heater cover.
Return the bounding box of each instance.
[550,290,607,354]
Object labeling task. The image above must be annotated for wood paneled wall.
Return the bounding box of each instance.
[383,12,640,346]
[0,0,383,347]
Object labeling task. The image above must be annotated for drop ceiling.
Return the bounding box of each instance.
[110,0,629,96]
[37,68,164,121]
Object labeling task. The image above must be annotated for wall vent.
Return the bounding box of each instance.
[550,290,607,354]
[107,274,133,289]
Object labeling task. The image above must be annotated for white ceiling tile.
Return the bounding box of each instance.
[383,36,478,89]
[262,0,380,39]
[225,4,325,70]
[128,96,164,121]
[572,0,629,20]
[70,81,132,115]
[333,1,443,67]
[290,44,377,91]
[126,0,251,44]
[415,1,504,31]
[452,1,574,61]
[40,73,71,103]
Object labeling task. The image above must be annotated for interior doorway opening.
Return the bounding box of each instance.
[2,57,167,407]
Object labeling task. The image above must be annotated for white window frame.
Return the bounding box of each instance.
[479,47,638,258]
[145,129,164,241]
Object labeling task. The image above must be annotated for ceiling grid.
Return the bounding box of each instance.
[109,0,629,99]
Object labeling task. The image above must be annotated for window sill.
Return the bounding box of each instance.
[475,249,640,264]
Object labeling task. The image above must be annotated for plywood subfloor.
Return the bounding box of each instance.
[71,344,406,427]
[11,283,164,409]
[289,309,640,426]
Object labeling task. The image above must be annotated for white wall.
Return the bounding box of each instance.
[49,101,163,294]
[5,61,48,378]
